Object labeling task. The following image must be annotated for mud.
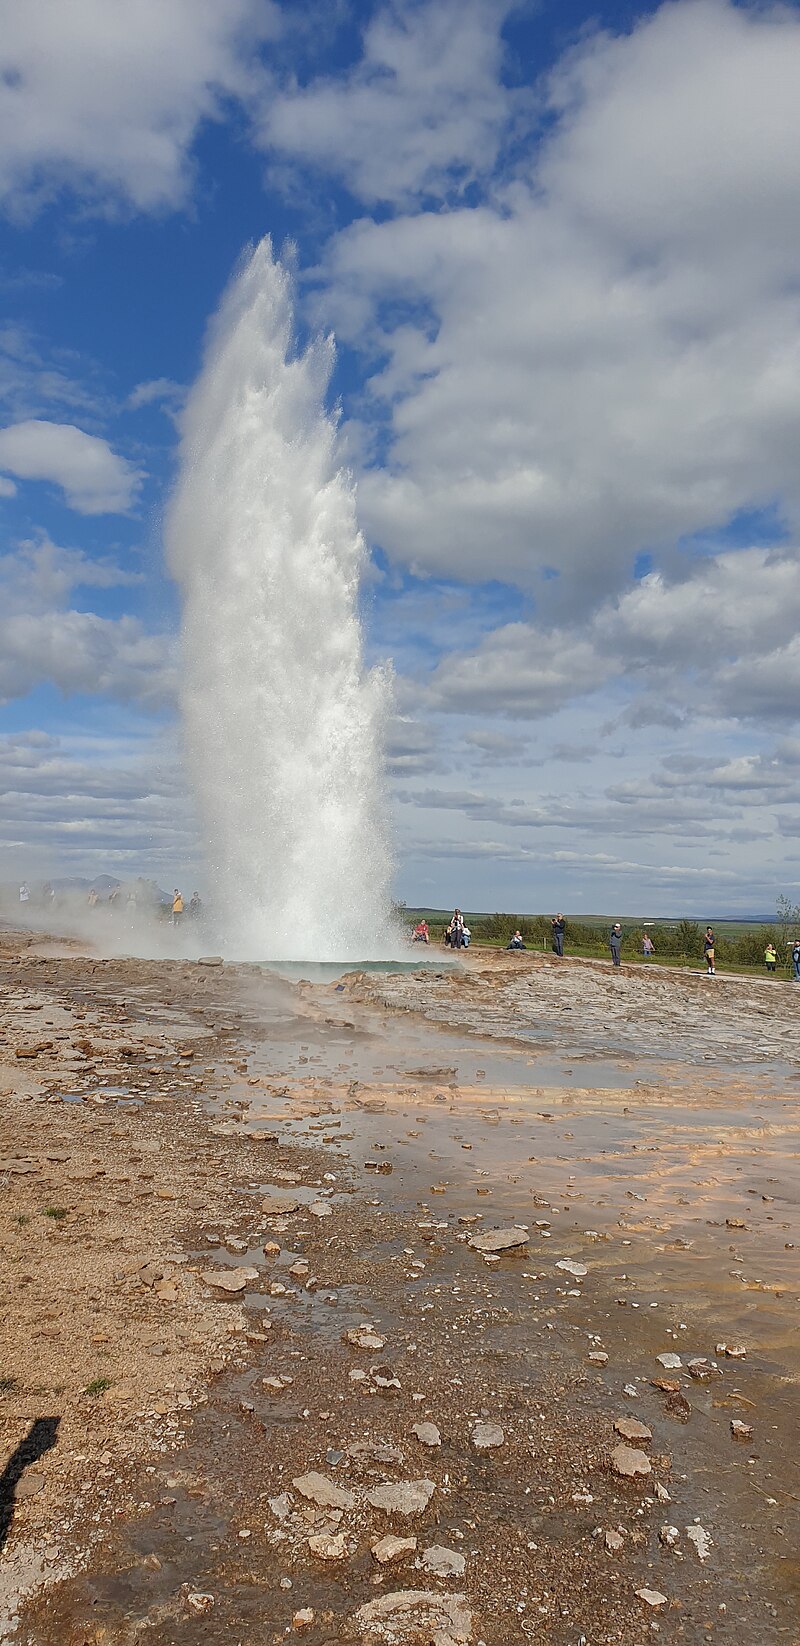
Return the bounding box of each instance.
[0,932,797,1644]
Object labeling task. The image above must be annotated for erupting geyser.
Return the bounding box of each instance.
[166,239,396,960]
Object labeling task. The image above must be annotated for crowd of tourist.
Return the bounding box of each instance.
[410,907,800,980]
[17,880,202,928]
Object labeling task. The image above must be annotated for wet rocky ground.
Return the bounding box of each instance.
[346,948,800,1070]
[0,932,797,1645]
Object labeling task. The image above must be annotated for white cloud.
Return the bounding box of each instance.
[421,546,800,724]
[428,623,612,716]
[464,728,525,764]
[310,0,800,605]
[261,0,518,207]
[0,0,277,214]
[600,549,800,664]
[0,727,195,880]
[386,713,440,776]
[0,534,174,708]
[0,419,142,513]
[127,377,184,413]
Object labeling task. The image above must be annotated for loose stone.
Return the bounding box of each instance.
[421,1544,466,1577]
[292,1471,355,1511]
[610,1444,651,1478]
[365,1479,436,1517]
[613,1417,652,1442]
[372,1535,418,1565]
[411,1422,441,1448]
[471,1421,504,1450]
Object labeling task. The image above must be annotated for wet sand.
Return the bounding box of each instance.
[0,932,797,1645]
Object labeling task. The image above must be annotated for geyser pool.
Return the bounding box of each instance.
[166,239,397,962]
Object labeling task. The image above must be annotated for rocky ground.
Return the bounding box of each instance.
[345,947,800,1069]
[0,932,797,1645]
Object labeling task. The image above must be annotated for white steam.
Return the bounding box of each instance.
[166,239,396,960]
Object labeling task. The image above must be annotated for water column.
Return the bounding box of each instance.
[166,239,396,960]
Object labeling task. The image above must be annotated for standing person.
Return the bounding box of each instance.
[19,882,29,907]
[551,914,566,957]
[172,888,184,927]
[450,909,465,950]
[189,891,202,920]
[126,890,137,925]
[642,932,655,958]
[792,939,800,982]
[609,923,622,967]
[703,926,716,976]
[765,942,777,974]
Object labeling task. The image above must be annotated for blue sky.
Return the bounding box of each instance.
[1,0,800,914]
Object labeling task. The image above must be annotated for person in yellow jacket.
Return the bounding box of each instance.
[172,888,184,927]
[765,943,777,974]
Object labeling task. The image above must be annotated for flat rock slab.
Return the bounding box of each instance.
[261,1194,301,1215]
[307,1532,347,1561]
[16,1474,46,1499]
[611,1444,652,1478]
[636,1588,668,1608]
[471,1422,505,1451]
[366,1479,436,1517]
[421,1544,466,1577]
[468,1227,528,1254]
[372,1535,417,1565]
[292,1471,355,1511]
[355,1589,472,1644]
[411,1422,441,1448]
[556,1259,588,1278]
[686,1524,712,1562]
[614,1417,653,1442]
[200,1270,249,1294]
[196,956,224,966]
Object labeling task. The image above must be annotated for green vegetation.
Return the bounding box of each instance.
[0,1374,19,1394]
[400,901,800,975]
[43,1206,68,1221]
[83,1376,113,1397]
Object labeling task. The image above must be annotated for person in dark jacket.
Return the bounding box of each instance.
[551,914,566,956]
[609,923,622,967]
